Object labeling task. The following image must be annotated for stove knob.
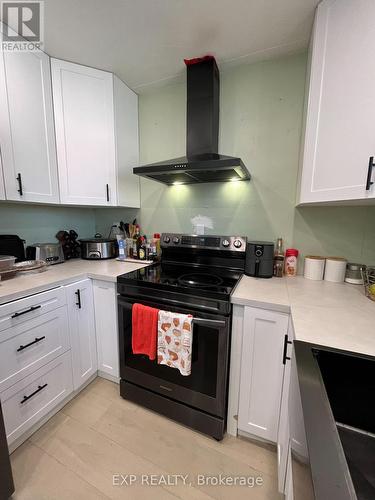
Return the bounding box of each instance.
[233,239,243,249]
[172,237,180,244]
[222,239,230,248]
[163,236,170,244]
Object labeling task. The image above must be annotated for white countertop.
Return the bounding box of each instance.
[1,260,374,357]
[0,259,148,305]
[232,275,375,357]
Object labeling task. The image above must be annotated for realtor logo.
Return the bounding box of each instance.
[1,1,44,50]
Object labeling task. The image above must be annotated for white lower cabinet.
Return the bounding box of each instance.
[1,351,73,446]
[0,307,70,393]
[0,278,118,451]
[277,321,294,493]
[92,280,119,380]
[237,306,290,442]
[65,279,97,390]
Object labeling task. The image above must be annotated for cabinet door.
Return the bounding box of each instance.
[0,152,5,200]
[51,59,117,206]
[114,76,140,208]
[2,351,73,446]
[299,0,375,204]
[66,279,97,390]
[0,38,59,203]
[277,321,294,493]
[0,401,14,499]
[92,280,119,380]
[238,307,289,442]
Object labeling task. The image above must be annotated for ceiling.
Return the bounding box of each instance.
[11,0,320,92]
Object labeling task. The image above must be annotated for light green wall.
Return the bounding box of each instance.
[94,207,139,238]
[0,202,95,246]
[137,53,306,246]
[132,51,375,265]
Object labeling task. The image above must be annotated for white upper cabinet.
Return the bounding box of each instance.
[298,0,375,204]
[0,28,60,203]
[51,59,140,207]
[51,59,117,206]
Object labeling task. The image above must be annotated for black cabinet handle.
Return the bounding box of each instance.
[366,156,374,191]
[11,305,41,319]
[75,289,81,309]
[17,336,45,352]
[282,334,292,365]
[16,173,23,196]
[106,183,110,202]
[20,383,48,404]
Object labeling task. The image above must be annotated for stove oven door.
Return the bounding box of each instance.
[118,296,230,418]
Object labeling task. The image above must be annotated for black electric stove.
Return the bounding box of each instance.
[117,233,247,440]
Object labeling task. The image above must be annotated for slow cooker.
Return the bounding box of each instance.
[80,234,118,260]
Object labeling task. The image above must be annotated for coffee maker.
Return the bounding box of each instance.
[245,241,274,278]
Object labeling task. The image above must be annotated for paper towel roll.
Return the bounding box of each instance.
[304,256,326,281]
[324,257,347,283]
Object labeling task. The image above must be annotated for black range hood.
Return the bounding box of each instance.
[133,56,251,185]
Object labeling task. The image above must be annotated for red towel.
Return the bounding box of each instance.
[132,303,159,360]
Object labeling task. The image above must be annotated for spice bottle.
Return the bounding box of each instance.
[284,249,299,277]
[273,238,284,277]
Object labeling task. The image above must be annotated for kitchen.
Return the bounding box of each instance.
[0,0,374,499]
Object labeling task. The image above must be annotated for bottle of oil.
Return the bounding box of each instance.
[137,236,147,260]
[273,237,284,277]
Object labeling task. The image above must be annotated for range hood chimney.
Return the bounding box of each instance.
[133,56,251,185]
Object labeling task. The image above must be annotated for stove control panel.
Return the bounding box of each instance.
[161,234,247,252]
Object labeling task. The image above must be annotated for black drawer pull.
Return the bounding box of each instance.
[16,172,23,196]
[366,156,374,191]
[20,383,48,404]
[106,183,110,202]
[17,336,46,352]
[282,334,292,365]
[11,305,41,319]
[75,289,81,309]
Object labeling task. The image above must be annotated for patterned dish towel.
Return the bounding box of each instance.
[157,310,193,376]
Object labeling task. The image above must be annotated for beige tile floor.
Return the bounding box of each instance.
[10,378,283,500]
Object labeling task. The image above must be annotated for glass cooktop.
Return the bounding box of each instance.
[117,263,242,297]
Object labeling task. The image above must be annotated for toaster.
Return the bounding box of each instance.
[26,243,64,265]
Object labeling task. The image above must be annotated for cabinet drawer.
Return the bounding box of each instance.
[0,287,66,332]
[1,351,73,446]
[0,307,70,393]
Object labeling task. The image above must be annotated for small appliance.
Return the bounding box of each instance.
[80,234,118,260]
[0,234,25,262]
[245,241,274,278]
[26,243,64,264]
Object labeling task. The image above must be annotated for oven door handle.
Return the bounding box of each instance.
[193,318,226,327]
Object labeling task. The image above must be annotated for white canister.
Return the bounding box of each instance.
[324,257,347,283]
[304,256,326,281]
